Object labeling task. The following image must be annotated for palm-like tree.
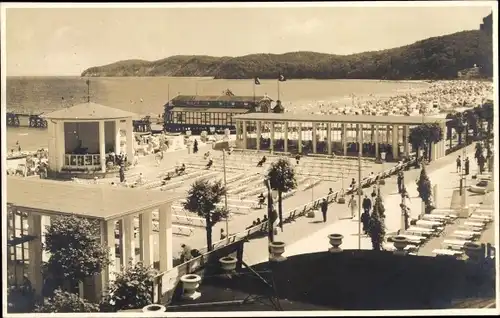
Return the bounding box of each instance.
[408,123,444,162]
[183,179,227,251]
[453,112,466,145]
[267,158,297,231]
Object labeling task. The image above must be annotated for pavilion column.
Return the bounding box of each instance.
[312,123,317,154]
[256,121,261,151]
[342,124,347,156]
[95,219,116,300]
[114,120,121,155]
[139,210,153,266]
[126,118,134,161]
[392,125,399,160]
[283,122,289,153]
[158,204,173,272]
[242,121,247,150]
[99,120,106,172]
[360,124,364,156]
[440,122,447,159]
[327,123,332,155]
[41,216,51,262]
[56,121,65,171]
[270,122,275,154]
[120,216,135,268]
[371,125,375,143]
[386,125,390,144]
[27,213,43,298]
[375,125,380,159]
[298,123,303,153]
[403,125,410,156]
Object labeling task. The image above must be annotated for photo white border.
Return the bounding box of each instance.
[1,1,498,317]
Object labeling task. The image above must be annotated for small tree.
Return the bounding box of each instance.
[408,123,443,162]
[183,179,227,251]
[44,215,110,294]
[34,289,99,313]
[416,165,434,214]
[100,261,157,312]
[367,189,386,251]
[267,158,297,231]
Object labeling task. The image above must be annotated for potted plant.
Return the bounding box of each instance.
[142,304,166,312]
[219,256,237,272]
[269,241,287,262]
[180,274,202,300]
[392,236,408,255]
[328,234,344,253]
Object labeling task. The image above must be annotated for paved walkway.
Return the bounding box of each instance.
[238,142,496,265]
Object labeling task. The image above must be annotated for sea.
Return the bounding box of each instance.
[5,76,429,151]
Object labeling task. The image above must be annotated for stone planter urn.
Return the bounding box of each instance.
[464,242,483,262]
[328,234,344,253]
[180,274,202,300]
[392,236,408,255]
[269,241,287,262]
[142,304,166,313]
[219,256,237,272]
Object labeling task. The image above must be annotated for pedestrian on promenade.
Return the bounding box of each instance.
[371,186,377,199]
[362,194,372,214]
[397,172,404,193]
[348,195,357,218]
[295,154,301,164]
[464,157,470,175]
[361,210,370,234]
[320,198,328,222]
[193,139,198,154]
[456,155,462,173]
[119,164,125,183]
[180,244,193,263]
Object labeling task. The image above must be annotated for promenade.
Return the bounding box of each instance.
[240,142,495,265]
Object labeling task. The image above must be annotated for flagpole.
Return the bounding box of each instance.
[277,79,280,101]
[253,80,256,104]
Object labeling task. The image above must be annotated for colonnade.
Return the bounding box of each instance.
[236,120,447,161]
[15,203,172,301]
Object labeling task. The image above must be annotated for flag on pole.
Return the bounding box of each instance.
[254,77,261,85]
[278,73,286,82]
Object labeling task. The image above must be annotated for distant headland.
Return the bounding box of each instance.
[81,29,492,81]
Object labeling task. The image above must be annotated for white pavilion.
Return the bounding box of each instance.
[42,102,137,175]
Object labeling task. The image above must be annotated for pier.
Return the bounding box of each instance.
[7,112,48,129]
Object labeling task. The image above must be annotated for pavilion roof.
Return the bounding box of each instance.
[42,102,138,120]
[7,177,180,221]
[233,113,449,125]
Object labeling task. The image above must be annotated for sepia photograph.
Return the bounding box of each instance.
[1,1,498,316]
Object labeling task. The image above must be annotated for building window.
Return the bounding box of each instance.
[176,112,185,123]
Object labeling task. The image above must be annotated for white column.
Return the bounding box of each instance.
[56,121,66,172]
[392,125,399,160]
[342,124,347,156]
[327,123,332,155]
[48,121,57,172]
[114,120,121,154]
[158,204,173,272]
[298,123,303,153]
[403,125,410,156]
[126,118,134,161]
[27,213,43,297]
[120,216,135,268]
[386,125,390,144]
[242,121,247,150]
[360,124,364,156]
[139,210,153,266]
[99,120,106,172]
[256,121,261,151]
[312,123,317,154]
[375,125,379,159]
[95,220,116,300]
[270,122,275,153]
[41,216,51,262]
[283,122,288,153]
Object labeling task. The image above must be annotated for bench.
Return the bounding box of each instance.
[442,239,471,250]
[173,225,195,236]
[173,214,206,227]
[433,249,463,258]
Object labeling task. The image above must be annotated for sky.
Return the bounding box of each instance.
[3,3,494,76]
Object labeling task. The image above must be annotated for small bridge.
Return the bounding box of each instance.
[7,112,48,128]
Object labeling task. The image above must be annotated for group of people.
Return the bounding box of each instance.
[245,214,269,230]
[456,155,470,175]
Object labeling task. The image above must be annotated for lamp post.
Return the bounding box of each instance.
[222,149,229,243]
[357,124,362,250]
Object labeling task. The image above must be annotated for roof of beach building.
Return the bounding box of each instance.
[7,176,180,221]
[233,113,449,125]
[42,102,138,120]
[171,95,272,103]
